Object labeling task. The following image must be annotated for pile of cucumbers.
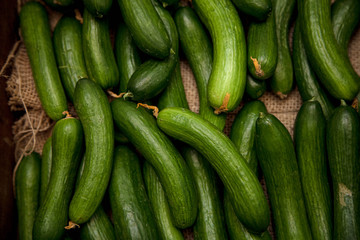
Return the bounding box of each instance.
[15,0,360,239]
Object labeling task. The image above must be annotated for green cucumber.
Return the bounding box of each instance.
[115,23,141,93]
[299,0,360,100]
[16,152,41,240]
[143,162,184,240]
[33,118,83,240]
[19,2,68,120]
[109,145,159,239]
[270,0,296,98]
[53,16,88,103]
[70,79,114,224]
[117,0,171,59]
[245,74,266,100]
[231,0,271,21]
[111,99,197,229]
[40,136,52,205]
[175,6,226,129]
[327,101,360,239]
[247,11,277,80]
[83,0,113,18]
[193,0,246,113]
[294,100,332,240]
[157,107,270,233]
[83,9,119,90]
[255,113,312,239]
[230,100,267,177]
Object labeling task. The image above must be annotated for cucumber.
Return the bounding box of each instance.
[117,0,171,59]
[230,100,267,177]
[175,6,226,130]
[143,162,184,240]
[255,113,312,239]
[53,16,88,103]
[19,2,68,120]
[111,99,197,229]
[157,107,270,233]
[326,101,360,239]
[83,0,113,18]
[270,0,296,98]
[245,74,266,100]
[40,136,52,205]
[231,0,271,21]
[193,0,246,113]
[15,152,41,240]
[69,79,114,224]
[83,9,119,90]
[115,23,141,93]
[33,118,83,240]
[247,11,277,80]
[299,0,360,100]
[109,145,159,239]
[294,100,332,240]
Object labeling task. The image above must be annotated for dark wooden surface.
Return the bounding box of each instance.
[0,0,19,239]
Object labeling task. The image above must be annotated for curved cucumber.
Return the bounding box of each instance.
[231,0,271,21]
[157,107,270,233]
[83,9,119,90]
[83,0,113,18]
[33,118,83,240]
[255,113,312,239]
[193,0,246,112]
[70,79,114,224]
[294,100,332,240]
[109,145,159,239]
[111,99,197,229]
[245,74,266,100]
[40,136,52,205]
[53,16,88,103]
[16,152,41,240]
[19,2,68,120]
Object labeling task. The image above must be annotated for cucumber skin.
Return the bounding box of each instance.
[193,0,247,112]
[143,162,184,240]
[40,137,52,205]
[270,0,296,98]
[83,9,119,90]
[294,101,332,240]
[245,75,266,100]
[109,145,159,240]
[157,107,270,233]
[327,104,360,239]
[70,79,114,224]
[255,113,312,240]
[33,118,83,240]
[247,11,277,80]
[53,16,88,103]
[299,0,360,100]
[115,23,141,93]
[111,99,197,229]
[117,0,171,59]
[175,6,226,130]
[19,2,68,120]
[83,0,113,18]
[231,0,271,21]
[16,152,41,240]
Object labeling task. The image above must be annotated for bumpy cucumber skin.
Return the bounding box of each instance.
[143,162,184,240]
[231,0,271,21]
[193,0,247,112]
[327,103,360,240]
[157,107,270,233]
[19,2,68,120]
[245,75,266,100]
[299,0,360,100]
[83,9,119,90]
[111,99,197,229]
[270,0,296,98]
[117,0,171,59]
[175,6,226,130]
[83,0,113,18]
[33,118,83,240]
[16,152,41,240]
[70,79,114,224]
[247,11,277,81]
[255,113,312,240]
[109,145,159,240]
[53,16,88,103]
[115,23,141,93]
[40,137,52,205]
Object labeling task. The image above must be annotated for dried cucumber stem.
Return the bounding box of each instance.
[74,9,83,24]
[250,57,264,77]
[62,111,74,119]
[275,91,288,100]
[214,93,230,115]
[65,221,80,230]
[137,103,159,118]
[107,90,133,100]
